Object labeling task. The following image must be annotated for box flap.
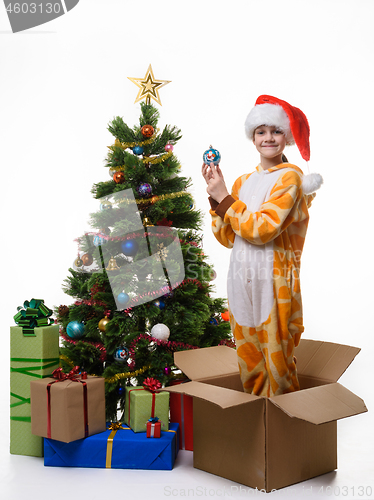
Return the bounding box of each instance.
[270,383,367,424]
[173,346,239,381]
[295,339,361,382]
[163,381,258,409]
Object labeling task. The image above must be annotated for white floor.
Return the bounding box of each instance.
[1,412,372,500]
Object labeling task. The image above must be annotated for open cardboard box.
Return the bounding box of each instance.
[163,339,367,492]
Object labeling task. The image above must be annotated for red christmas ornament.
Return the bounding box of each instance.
[141,125,154,138]
[221,310,230,322]
[113,171,125,184]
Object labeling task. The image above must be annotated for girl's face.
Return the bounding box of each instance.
[253,125,287,162]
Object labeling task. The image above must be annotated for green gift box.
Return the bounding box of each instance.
[125,385,169,433]
[10,324,60,456]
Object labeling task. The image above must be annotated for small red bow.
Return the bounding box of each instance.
[143,377,162,393]
[52,366,87,381]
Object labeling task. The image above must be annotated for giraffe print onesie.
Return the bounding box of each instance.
[209,162,316,397]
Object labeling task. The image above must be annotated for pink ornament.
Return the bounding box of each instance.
[164,366,171,376]
[165,143,173,152]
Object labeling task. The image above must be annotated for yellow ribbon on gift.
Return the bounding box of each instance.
[106,422,130,468]
[164,429,178,455]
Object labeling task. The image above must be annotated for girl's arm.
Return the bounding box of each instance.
[208,173,250,249]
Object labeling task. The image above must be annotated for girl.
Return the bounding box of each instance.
[202,95,322,397]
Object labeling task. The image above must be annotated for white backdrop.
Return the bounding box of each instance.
[1,1,373,499]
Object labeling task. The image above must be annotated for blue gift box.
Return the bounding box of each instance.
[44,422,179,470]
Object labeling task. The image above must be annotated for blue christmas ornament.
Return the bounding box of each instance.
[203,146,221,165]
[154,299,165,310]
[133,145,144,155]
[93,235,106,247]
[117,292,130,306]
[100,200,112,211]
[118,386,125,395]
[66,321,85,339]
[113,346,129,364]
[209,317,219,326]
[121,239,139,257]
[136,183,152,197]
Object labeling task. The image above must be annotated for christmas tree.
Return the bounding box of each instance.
[57,65,233,421]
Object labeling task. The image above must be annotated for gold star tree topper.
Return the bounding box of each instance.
[128,64,171,106]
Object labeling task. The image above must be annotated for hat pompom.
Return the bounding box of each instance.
[302,173,323,194]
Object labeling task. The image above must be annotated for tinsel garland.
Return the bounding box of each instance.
[105,364,151,384]
[219,338,236,349]
[59,353,75,368]
[180,278,205,290]
[114,190,188,206]
[74,298,109,307]
[128,333,198,362]
[86,230,176,242]
[142,151,173,164]
[108,136,157,150]
[61,332,107,361]
[58,352,150,383]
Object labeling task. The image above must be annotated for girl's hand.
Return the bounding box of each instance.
[202,162,229,203]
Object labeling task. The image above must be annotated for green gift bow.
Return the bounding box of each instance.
[14,298,54,335]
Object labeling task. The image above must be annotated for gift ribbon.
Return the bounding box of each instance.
[10,358,60,378]
[14,299,54,335]
[164,428,179,455]
[10,357,59,424]
[46,367,88,439]
[106,422,130,468]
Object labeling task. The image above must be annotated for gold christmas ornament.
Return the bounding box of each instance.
[128,64,171,106]
[106,256,120,271]
[74,256,83,267]
[98,317,110,332]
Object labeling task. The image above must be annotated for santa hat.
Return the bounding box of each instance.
[245,95,310,161]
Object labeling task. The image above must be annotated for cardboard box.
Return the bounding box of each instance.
[10,325,60,456]
[164,340,368,492]
[125,385,169,432]
[30,374,106,443]
[44,422,179,469]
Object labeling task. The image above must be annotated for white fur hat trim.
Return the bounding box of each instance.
[302,173,323,194]
[245,103,294,144]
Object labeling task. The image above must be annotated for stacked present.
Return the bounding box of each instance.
[10,299,59,456]
[34,373,177,469]
[11,303,178,469]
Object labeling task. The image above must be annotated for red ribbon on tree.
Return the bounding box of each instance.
[47,366,89,439]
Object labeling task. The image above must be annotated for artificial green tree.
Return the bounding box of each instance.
[57,68,233,420]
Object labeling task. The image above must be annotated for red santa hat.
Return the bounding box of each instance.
[245,95,310,162]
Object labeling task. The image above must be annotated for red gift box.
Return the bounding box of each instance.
[146,419,161,438]
[169,379,193,450]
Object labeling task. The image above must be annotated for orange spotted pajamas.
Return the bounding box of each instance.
[209,163,315,397]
